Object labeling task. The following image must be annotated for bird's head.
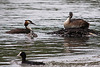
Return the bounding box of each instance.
[69,12,73,18]
[24,20,36,27]
[17,52,26,59]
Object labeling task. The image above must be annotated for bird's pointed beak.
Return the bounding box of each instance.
[30,21,36,25]
[17,52,21,57]
[17,54,20,57]
[31,22,36,25]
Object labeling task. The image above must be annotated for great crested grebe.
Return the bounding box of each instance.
[17,52,45,65]
[6,20,37,37]
[64,12,89,29]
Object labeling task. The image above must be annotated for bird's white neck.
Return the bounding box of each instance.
[64,17,70,24]
[26,26,32,31]
[63,17,72,29]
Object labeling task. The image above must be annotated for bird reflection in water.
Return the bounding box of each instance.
[63,37,89,53]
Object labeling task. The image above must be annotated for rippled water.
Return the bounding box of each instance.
[0,0,100,67]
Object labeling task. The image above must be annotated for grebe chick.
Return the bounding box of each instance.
[64,12,89,29]
[17,52,45,65]
[6,20,37,37]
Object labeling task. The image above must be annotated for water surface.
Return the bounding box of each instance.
[0,0,100,67]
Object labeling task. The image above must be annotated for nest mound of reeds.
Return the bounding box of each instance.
[47,28,99,37]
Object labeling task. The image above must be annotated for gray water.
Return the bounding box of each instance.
[0,0,100,67]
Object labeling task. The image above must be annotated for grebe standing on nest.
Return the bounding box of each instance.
[6,20,37,37]
[64,12,89,29]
